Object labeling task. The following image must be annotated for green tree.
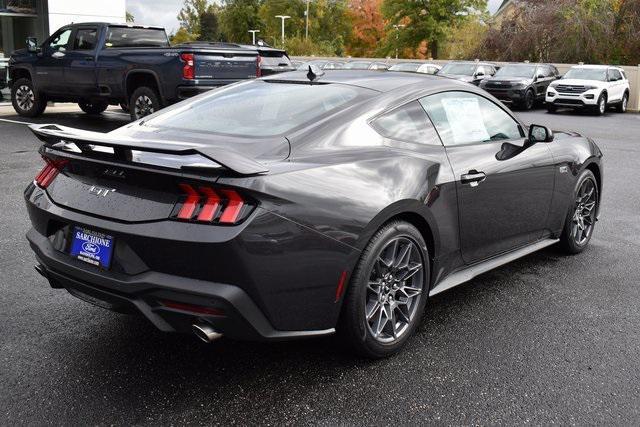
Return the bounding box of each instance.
[170,27,197,45]
[259,0,306,47]
[178,0,210,35]
[125,11,135,23]
[219,0,264,44]
[199,5,221,41]
[380,0,487,58]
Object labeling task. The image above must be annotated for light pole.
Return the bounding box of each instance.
[305,0,310,40]
[248,29,260,45]
[393,24,405,60]
[275,15,291,46]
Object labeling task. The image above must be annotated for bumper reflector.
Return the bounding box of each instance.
[160,300,225,316]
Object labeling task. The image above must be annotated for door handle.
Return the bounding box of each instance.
[52,51,65,59]
[461,170,486,187]
[84,57,94,61]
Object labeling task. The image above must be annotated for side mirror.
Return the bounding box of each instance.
[26,37,39,53]
[537,74,545,80]
[475,71,484,77]
[528,124,554,144]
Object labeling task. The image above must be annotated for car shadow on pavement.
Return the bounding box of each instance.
[25,246,567,422]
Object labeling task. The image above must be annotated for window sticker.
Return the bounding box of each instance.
[441,97,490,144]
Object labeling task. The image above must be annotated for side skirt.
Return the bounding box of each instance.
[429,238,559,297]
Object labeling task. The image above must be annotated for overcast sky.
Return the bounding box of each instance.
[126,0,504,35]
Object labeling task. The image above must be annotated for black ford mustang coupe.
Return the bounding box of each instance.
[25,70,603,358]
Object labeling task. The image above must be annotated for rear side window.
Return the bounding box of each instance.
[74,28,98,50]
[420,91,522,146]
[105,27,169,48]
[609,69,622,81]
[143,81,375,137]
[371,101,440,145]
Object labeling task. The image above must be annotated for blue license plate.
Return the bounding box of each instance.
[69,226,114,269]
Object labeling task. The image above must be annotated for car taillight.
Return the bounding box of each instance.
[34,157,68,188]
[256,56,262,77]
[173,184,255,225]
[181,53,194,80]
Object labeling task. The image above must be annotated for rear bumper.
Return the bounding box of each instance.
[28,229,334,340]
[25,185,355,340]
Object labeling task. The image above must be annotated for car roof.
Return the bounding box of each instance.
[572,64,622,70]
[261,70,461,93]
[444,61,495,66]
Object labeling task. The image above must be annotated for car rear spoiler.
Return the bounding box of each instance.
[29,124,269,175]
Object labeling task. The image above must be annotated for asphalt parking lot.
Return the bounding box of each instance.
[1,103,639,425]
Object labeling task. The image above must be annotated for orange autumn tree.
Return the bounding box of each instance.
[346,0,386,57]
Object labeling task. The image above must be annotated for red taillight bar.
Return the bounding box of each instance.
[197,186,220,222]
[218,189,245,224]
[177,183,200,219]
[174,184,254,225]
[181,53,194,80]
[34,157,68,188]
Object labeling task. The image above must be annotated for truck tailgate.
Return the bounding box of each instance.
[194,52,257,80]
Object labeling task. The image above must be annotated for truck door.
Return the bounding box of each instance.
[34,27,73,95]
[63,27,99,96]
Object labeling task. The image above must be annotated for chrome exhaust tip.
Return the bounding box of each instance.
[192,322,223,343]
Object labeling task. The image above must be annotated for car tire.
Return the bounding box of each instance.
[11,78,46,117]
[78,100,109,115]
[546,104,557,114]
[339,221,429,358]
[129,86,161,121]
[559,169,598,255]
[522,89,535,110]
[594,93,607,116]
[616,92,628,113]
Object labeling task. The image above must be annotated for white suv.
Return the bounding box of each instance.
[546,65,630,115]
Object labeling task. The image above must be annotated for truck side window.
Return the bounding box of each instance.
[48,29,72,52]
[74,29,98,51]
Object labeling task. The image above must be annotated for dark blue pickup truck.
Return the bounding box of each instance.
[7,23,283,120]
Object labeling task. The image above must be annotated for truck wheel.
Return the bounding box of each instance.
[78,100,108,115]
[130,86,161,121]
[11,78,47,117]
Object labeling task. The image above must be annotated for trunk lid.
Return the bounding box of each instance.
[193,50,258,80]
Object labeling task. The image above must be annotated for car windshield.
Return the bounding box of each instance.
[494,65,536,78]
[563,68,607,81]
[344,61,372,70]
[142,81,376,137]
[440,63,476,75]
[389,63,421,72]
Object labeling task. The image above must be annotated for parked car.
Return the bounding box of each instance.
[344,60,372,70]
[8,23,260,120]
[296,59,345,71]
[25,70,603,358]
[388,62,441,75]
[369,61,390,71]
[546,65,630,115]
[438,61,497,85]
[479,63,560,110]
